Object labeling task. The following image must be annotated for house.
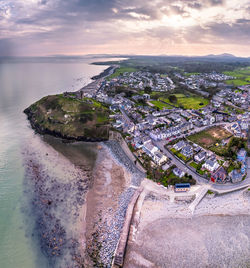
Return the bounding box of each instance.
[173,167,185,178]
[174,140,186,151]
[194,151,207,163]
[142,142,158,157]
[211,166,227,183]
[181,145,193,158]
[162,163,171,171]
[143,93,150,99]
[202,159,219,172]
[174,183,190,192]
[153,152,167,165]
[237,149,247,162]
[229,169,243,183]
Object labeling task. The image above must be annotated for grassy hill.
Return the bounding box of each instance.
[24,94,110,141]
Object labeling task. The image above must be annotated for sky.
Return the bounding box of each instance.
[0,0,250,57]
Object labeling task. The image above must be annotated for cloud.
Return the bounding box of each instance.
[0,0,249,56]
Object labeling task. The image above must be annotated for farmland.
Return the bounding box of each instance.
[224,67,250,86]
[107,67,137,80]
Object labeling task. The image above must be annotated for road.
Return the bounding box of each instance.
[153,140,250,192]
[153,140,209,184]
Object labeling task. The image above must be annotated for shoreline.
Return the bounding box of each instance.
[84,141,145,267]
[22,135,96,268]
[123,181,250,267]
[21,132,250,268]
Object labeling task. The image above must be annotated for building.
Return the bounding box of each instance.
[181,145,193,158]
[173,167,185,178]
[237,149,247,162]
[202,159,219,172]
[229,169,243,183]
[211,166,227,183]
[142,142,158,157]
[175,183,190,192]
[153,152,167,165]
[194,151,207,163]
[174,140,186,151]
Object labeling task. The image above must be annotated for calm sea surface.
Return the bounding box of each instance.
[0,58,112,268]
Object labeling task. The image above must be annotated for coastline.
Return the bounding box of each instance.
[22,133,144,267]
[21,132,250,268]
[84,140,146,267]
[22,135,96,268]
[124,180,250,267]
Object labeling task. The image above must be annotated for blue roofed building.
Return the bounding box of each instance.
[237,149,247,162]
[175,183,190,192]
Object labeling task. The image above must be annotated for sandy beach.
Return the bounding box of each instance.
[22,134,141,267]
[124,181,250,268]
[21,133,250,268]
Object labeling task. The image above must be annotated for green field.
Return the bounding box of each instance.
[107,67,137,80]
[160,94,209,109]
[224,67,250,86]
[185,72,200,76]
[150,100,173,110]
[190,161,198,169]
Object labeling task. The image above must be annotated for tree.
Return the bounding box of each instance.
[144,86,152,94]
[169,95,177,103]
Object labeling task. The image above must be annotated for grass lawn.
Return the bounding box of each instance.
[107,67,137,80]
[227,164,235,173]
[185,72,200,76]
[190,161,198,169]
[176,152,190,162]
[170,148,178,154]
[150,100,173,110]
[224,67,250,86]
[160,95,209,110]
[197,169,205,175]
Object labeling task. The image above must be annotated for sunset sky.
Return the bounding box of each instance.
[0,0,250,57]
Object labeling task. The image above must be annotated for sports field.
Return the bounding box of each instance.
[160,94,209,109]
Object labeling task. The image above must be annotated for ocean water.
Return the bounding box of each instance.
[0,58,110,268]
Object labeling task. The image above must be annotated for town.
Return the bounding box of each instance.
[73,67,249,189]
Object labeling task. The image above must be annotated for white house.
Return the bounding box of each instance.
[153,152,167,165]
[202,159,219,172]
[194,151,207,163]
[142,142,158,157]
[174,140,186,151]
[173,167,185,178]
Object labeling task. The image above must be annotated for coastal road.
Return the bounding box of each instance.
[153,140,250,192]
[153,140,209,184]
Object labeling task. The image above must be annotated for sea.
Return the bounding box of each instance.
[0,57,119,268]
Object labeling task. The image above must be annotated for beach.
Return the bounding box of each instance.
[124,180,250,268]
[22,133,144,267]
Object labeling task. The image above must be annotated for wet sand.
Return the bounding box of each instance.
[85,144,132,266]
[22,134,139,267]
[23,135,94,268]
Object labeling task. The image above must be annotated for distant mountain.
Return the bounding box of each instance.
[205,53,236,58]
